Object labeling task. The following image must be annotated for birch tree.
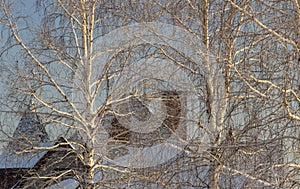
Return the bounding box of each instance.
[1,0,300,189]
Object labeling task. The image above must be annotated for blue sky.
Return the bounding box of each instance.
[0,1,46,148]
[0,0,45,91]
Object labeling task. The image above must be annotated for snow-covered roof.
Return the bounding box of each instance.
[45,179,79,189]
[43,152,274,189]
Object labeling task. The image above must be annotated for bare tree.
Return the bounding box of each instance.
[0,0,300,189]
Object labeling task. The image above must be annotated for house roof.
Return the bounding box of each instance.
[0,97,52,169]
[0,137,84,189]
[0,99,83,188]
[8,99,49,151]
[0,168,30,189]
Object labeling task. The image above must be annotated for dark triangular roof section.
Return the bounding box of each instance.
[8,97,49,151]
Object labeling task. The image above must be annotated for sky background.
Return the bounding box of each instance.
[0,1,56,149]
